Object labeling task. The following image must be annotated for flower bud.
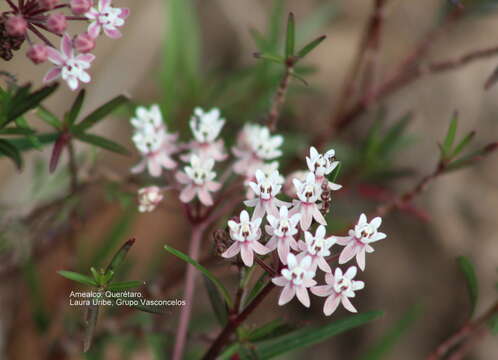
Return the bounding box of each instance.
[74,32,95,53]
[138,186,163,212]
[70,0,92,15]
[5,16,27,37]
[46,13,67,35]
[27,44,48,64]
[39,0,59,9]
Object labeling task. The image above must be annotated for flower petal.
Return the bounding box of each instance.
[278,285,296,306]
[222,242,240,259]
[296,286,310,308]
[323,294,341,316]
[43,67,61,83]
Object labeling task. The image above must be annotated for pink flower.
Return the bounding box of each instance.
[221,210,270,267]
[272,254,317,307]
[46,13,67,34]
[27,44,48,64]
[311,266,364,316]
[43,33,95,90]
[176,155,221,206]
[71,0,93,15]
[244,169,289,219]
[138,186,163,213]
[306,146,342,192]
[130,105,178,177]
[297,225,336,273]
[265,206,301,264]
[74,32,96,53]
[86,0,129,39]
[290,172,326,230]
[5,16,27,37]
[244,161,283,199]
[335,214,387,271]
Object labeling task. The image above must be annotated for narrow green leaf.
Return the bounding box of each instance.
[451,131,476,158]
[6,83,59,124]
[254,52,285,64]
[330,162,342,183]
[0,139,22,169]
[457,256,479,316]
[67,89,86,127]
[243,272,268,307]
[289,71,309,86]
[105,238,135,280]
[285,12,296,58]
[164,244,233,307]
[0,127,36,135]
[74,132,130,155]
[37,106,62,129]
[203,275,228,326]
[84,303,100,352]
[4,133,58,152]
[248,319,296,343]
[297,35,326,58]
[442,112,458,157]
[75,95,128,131]
[58,270,98,287]
[256,311,383,358]
[107,280,145,291]
[378,112,412,157]
[357,304,423,360]
[90,267,101,285]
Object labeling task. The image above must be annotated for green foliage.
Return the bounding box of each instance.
[23,260,50,332]
[74,132,130,156]
[247,319,296,343]
[357,304,423,360]
[457,256,479,317]
[164,244,233,307]
[255,311,383,358]
[285,13,296,58]
[203,275,228,326]
[74,94,129,132]
[58,270,98,287]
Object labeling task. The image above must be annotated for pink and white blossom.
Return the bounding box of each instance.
[245,161,283,199]
[176,155,221,206]
[43,33,95,90]
[298,225,336,273]
[311,266,364,316]
[222,210,270,267]
[290,172,326,230]
[244,169,289,219]
[85,0,129,39]
[182,107,227,162]
[138,186,163,213]
[265,206,301,264]
[306,146,342,191]
[335,214,387,271]
[232,124,283,176]
[130,105,178,177]
[272,254,317,307]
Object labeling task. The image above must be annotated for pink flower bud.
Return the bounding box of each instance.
[74,33,95,53]
[26,44,48,64]
[5,16,27,37]
[46,13,67,35]
[70,0,92,15]
[39,0,59,9]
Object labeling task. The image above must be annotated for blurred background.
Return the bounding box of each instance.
[1,0,498,359]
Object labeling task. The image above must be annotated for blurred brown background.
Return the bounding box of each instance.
[1,0,498,359]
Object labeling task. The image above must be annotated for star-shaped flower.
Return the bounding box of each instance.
[306,146,342,191]
[86,0,129,39]
[291,172,326,230]
[221,210,270,266]
[265,206,301,264]
[244,169,289,219]
[43,33,95,90]
[272,253,317,307]
[311,266,364,316]
[298,225,336,273]
[335,213,387,271]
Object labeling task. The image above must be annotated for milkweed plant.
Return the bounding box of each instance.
[1,1,498,359]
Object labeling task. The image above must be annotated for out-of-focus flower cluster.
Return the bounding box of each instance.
[131,104,387,317]
[1,0,129,90]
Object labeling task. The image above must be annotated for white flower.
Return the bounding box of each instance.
[244,169,289,219]
[43,33,95,91]
[190,108,225,143]
[298,225,336,273]
[232,124,283,175]
[265,206,301,264]
[335,214,387,271]
[130,106,178,177]
[245,161,283,199]
[290,172,326,230]
[176,155,221,206]
[86,0,129,39]
[306,146,342,191]
[138,186,163,212]
[222,210,270,266]
[272,254,317,307]
[311,266,365,316]
[183,107,227,162]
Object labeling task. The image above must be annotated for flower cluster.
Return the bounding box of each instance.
[129,106,388,316]
[1,0,129,90]
[222,145,387,316]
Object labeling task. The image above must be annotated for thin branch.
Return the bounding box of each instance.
[426,300,498,360]
[267,64,292,132]
[67,141,79,193]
